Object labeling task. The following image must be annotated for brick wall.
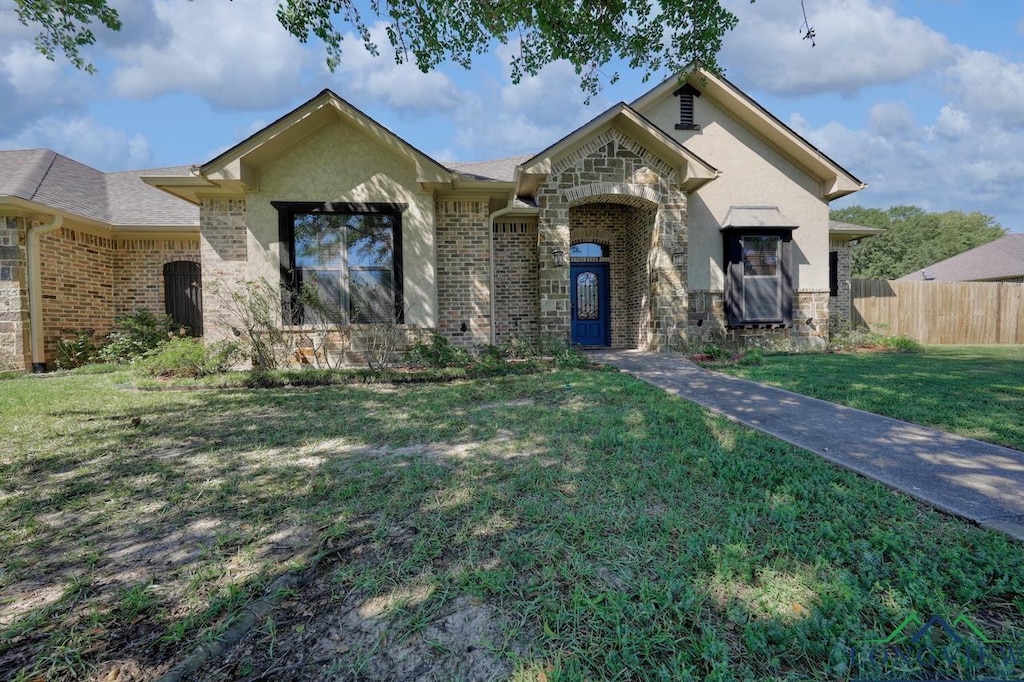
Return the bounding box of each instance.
[493,221,538,345]
[112,237,201,316]
[435,199,491,347]
[39,226,115,362]
[0,216,27,369]
[829,239,853,324]
[200,198,248,341]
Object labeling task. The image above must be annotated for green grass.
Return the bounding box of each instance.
[1,365,1023,680]
[713,345,1024,451]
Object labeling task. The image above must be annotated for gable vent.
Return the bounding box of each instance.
[673,83,701,131]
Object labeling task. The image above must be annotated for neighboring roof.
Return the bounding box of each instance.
[897,234,1024,282]
[631,65,866,200]
[448,155,532,182]
[721,206,799,230]
[0,149,198,227]
[829,220,883,241]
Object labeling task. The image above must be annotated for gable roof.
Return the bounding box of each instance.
[149,89,457,204]
[516,102,719,197]
[0,149,197,227]
[897,234,1024,282]
[448,155,532,182]
[631,65,866,201]
[829,219,883,241]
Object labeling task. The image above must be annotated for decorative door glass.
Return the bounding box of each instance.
[576,271,599,320]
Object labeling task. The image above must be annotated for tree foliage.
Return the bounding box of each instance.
[15,0,741,97]
[833,205,1007,280]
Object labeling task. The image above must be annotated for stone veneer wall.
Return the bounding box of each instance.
[536,128,688,350]
[435,199,491,347]
[687,290,830,349]
[0,216,27,369]
[199,198,248,341]
[112,237,201,316]
[39,226,115,362]
[828,239,853,325]
[492,221,538,345]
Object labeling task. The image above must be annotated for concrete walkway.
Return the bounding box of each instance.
[588,349,1024,542]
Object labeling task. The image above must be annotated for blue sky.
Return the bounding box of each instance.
[2,0,1023,231]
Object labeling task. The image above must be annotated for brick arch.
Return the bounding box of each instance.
[566,183,661,209]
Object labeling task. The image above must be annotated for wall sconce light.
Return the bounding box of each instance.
[672,251,686,267]
[551,248,565,267]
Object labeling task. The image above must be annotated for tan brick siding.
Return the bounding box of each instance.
[40,227,115,363]
[435,200,491,347]
[493,221,538,345]
[828,239,853,324]
[200,198,248,341]
[112,237,201,317]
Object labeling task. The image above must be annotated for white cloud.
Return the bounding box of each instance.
[450,42,601,159]
[945,48,1024,125]
[0,43,94,128]
[329,23,465,114]
[721,0,955,95]
[0,117,153,170]
[804,109,1024,229]
[110,0,308,110]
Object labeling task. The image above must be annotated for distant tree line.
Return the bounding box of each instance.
[832,206,1007,280]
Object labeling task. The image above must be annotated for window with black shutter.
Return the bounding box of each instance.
[723,229,794,327]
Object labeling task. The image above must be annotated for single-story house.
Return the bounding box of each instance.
[0,64,867,371]
[898,233,1024,283]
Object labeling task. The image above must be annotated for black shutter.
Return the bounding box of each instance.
[829,250,839,297]
[724,236,743,327]
[781,237,794,326]
[163,261,203,336]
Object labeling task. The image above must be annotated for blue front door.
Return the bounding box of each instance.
[570,263,610,346]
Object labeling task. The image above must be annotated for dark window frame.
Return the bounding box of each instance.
[273,201,406,325]
[723,228,794,328]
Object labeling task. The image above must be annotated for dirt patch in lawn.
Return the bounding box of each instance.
[196,522,527,681]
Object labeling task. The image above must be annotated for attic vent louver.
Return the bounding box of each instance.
[673,83,701,131]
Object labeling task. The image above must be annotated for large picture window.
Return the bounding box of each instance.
[275,202,404,324]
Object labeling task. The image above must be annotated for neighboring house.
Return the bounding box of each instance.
[898,233,1024,283]
[0,65,866,371]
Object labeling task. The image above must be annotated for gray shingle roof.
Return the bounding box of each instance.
[897,233,1024,282]
[0,149,198,227]
[447,154,532,182]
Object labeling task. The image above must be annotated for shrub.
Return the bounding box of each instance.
[878,334,921,352]
[698,343,731,362]
[55,329,100,369]
[137,338,241,378]
[209,278,288,371]
[737,347,765,366]
[98,309,181,364]
[407,334,472,368]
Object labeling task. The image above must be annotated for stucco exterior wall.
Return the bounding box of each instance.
[247,120,437,329]
[0,216,28,369]
[642,92,831,294]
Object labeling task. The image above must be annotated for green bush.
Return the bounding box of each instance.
[137,338,241,378]
[407,334,472,368]
[698,343,732,362]
[737,347,765,366]
[98,309,182,364]
[878,334,921,352]
[55,329,100,369]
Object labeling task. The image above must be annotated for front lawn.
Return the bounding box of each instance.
[1,366,1023,680]
[714,345,1024,451]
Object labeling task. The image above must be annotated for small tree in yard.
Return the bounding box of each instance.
[295,278,351,369]
[209,278,289,372]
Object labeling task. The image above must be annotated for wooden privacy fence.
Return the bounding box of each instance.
[851,279,1024,345]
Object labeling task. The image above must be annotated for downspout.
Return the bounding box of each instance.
[26,214,63,372]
